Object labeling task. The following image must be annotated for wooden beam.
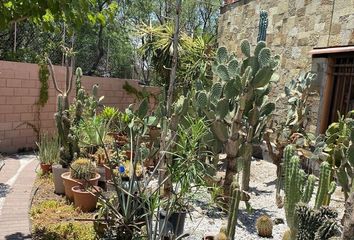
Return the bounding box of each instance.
[318,58,335,134]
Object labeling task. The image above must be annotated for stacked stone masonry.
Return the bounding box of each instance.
[218,0,354,132]
[0,60,159,153]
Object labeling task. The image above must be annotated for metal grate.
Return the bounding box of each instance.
[328,56,354,123]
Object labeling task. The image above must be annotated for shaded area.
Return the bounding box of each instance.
[0,183,11,198]
[5,232,31,240]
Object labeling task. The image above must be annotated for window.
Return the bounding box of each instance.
[311,47,354,133]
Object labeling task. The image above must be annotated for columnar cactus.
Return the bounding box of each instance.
[196,40,279,196]
[283,145,338,240]
[315,161,336,208]
[283,145,315,239]
[48,49,80,167]
[226,179,241,240]
[257,10,268,42]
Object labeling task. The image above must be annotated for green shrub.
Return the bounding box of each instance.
[31,200,95,240]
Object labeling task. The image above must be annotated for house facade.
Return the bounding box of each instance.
[218,0,354,133]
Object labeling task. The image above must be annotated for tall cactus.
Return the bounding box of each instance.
[283,145,315,240]
[283,145,338,240]
[226,179,241,240]
[47,47,80,167]
[257,10,268,42]
[315,161,336,208]
[196,40,279,196]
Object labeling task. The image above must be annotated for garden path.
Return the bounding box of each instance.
[0,154,37,240]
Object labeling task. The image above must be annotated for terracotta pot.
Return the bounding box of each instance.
[72,185,102,212]
[52,164,69,195]
[40,163,52,174]
[103,164,117,181]
[61,172,100,201]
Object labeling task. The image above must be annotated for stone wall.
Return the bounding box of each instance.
[0,60,159,153]
[218,0,354,132]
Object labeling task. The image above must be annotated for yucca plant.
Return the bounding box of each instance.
[36,134,60,165]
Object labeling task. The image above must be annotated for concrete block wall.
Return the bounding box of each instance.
[0,60,159,153]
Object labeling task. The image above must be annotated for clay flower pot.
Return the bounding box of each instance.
[72,185,102,212]
[40,163,52,174]
[103,164,117,181]
[61,172,100,201]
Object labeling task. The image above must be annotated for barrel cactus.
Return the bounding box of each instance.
[256,214,273,237]
[70,158,97,180]
[196,40,279,196]
[296,203,339,240]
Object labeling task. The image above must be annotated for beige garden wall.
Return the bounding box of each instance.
[218,0,354,132]
[0,60,159,153]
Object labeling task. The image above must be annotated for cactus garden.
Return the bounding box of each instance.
[0,1,354,240]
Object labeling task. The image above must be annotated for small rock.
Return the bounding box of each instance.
[273,218,284,225]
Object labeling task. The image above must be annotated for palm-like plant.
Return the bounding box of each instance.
[138,23,215,92]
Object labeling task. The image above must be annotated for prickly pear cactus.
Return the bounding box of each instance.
[197,40,279,195]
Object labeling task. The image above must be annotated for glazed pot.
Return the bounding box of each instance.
[40,163,52,174]
[52,164,69,195]
[61,172,100,201]
[72,185,102,212]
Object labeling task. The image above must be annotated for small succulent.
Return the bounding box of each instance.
[70,158,97,179]
[282,229,291,240]
[256,214,273,238]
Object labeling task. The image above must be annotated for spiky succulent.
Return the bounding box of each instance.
[70,158,97,179]
[256,214,273,237]
[295,203,339,240]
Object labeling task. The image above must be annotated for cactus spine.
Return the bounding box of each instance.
[226,179,241,240]
[196,40,279,196]
[315,161,336,208]
[257,10,268,42]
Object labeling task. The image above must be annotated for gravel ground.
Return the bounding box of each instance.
[183,159,345,240]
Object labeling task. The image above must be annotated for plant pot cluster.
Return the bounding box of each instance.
[52,158,102,212]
